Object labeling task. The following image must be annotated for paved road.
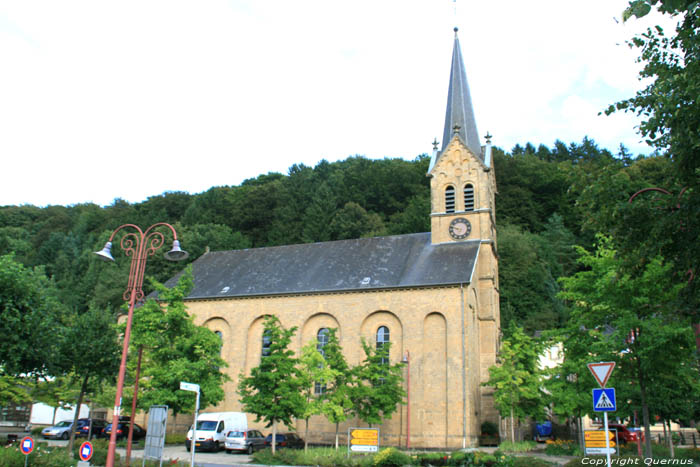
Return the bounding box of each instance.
[39,438,253,466]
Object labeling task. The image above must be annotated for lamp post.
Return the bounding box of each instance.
[402,351,410,449]
[94,223,188,467]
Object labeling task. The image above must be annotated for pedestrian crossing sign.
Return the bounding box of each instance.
[592,388,616,412]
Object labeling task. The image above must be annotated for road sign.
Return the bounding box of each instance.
[584,430,614,441]
[586,440,617,448]
[19,437,33,455]
[593,388,617,412]
[586,447,616,455]
[180,381,200,392]
[588,362,615,387]
[348,427,379,453]
[79,441,93,461]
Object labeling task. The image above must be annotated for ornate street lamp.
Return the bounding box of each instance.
[95,223,188,467]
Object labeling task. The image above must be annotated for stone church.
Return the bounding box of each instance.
[177,28,500,449]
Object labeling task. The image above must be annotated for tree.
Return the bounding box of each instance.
[124,268,228,415]
[0,254,67,377]
[30,376,79,427]
[350,340,405,427]
[318,329,354,449]
[482,323,544,442]
[238,316,304,454]
[609,2,700,335]
[297,341,336,452]
[0,375,29,409]
[558,236,691,458]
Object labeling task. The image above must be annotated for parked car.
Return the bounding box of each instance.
[75,419,107,438]
[604,424,644,444]
[42,421,75,440]
[102,422,146,441]
[264,432,304,449]
[225,429,266,454]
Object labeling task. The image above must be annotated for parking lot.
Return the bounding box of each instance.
[44,438,253,466]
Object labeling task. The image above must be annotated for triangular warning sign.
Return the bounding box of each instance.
[588,362,615,387]
[595,391,614,409]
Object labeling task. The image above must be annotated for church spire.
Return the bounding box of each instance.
[441,27,481,158]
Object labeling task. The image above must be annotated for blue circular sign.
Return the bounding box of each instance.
[20,436,34,455]
[79,441,93,461]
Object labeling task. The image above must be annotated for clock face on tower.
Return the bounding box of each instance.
[448,217,471,240]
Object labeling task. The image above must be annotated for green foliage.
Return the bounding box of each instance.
[497,440,537,453]
[482,323,545,441]
[165,432,187,445]
[0,254,68,377]
[123,268,229,414]
[544,440,582,456]
[350,340,406,427]
[0,375,29,407]
[0,443,76,467]
[372,447,412,467]
[252,446,374,466]
[238,316,305,440]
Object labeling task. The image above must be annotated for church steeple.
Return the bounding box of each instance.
[441,27,481,158]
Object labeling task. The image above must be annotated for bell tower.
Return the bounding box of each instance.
[427,27,496,248]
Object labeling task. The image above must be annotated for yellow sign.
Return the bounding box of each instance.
[351,429,378,440]
[586,440,617,448]
[351,438,378,446]
[584,430,614,440]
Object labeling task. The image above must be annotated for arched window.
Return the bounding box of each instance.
[464,184,475,211]
[214,330,223,355]
[316,328,329,356]
[261,330,271,357]
[376,326,390,364]
[445,186,455,213]
[315,328,330,395]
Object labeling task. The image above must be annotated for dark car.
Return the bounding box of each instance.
[225,429,266,454]
[75,419,107,438]
[264,433,304,449]
[103,422,146,441]
[604,424,644,444]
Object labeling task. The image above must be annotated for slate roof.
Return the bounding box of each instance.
[440,28,481,159]
[174,232,480,300]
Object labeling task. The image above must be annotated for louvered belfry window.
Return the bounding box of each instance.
[445,186,455,213]
[464,184,475,211]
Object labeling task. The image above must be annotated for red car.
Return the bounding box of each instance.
[606,424,644,444]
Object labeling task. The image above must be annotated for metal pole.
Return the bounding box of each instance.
[406,351,410,450]
[190,390,199,467]
[106,276,141,467]
[126,346,143,467]
[604,411,611,467]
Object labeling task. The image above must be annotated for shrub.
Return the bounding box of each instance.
[31,426,44,436]
[0,444,75,467]
[165,432,187,445]
[414,452,450,466]
[497,440,537,453]
[544,439,581,456]
[373,447,412,467]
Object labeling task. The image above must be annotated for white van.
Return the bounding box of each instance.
[185,412,247,452]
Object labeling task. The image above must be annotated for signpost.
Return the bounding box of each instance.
[20,436,33,467]
[180,381,200,467]
[584,430,617,454]
[588,362,616,467]
[348,428,379,453]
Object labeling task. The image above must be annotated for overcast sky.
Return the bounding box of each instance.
[1,1,676,207]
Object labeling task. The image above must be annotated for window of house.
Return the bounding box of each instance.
[445,186,455,213]
[464,184,475,211]
[376,326,390,365]
[261,330,271,357]
[315,328,330,394]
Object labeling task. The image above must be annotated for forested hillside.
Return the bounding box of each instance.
[0,137,672,333]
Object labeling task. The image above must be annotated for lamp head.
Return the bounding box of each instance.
[164,240,189,261]
[94,242,115,262]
